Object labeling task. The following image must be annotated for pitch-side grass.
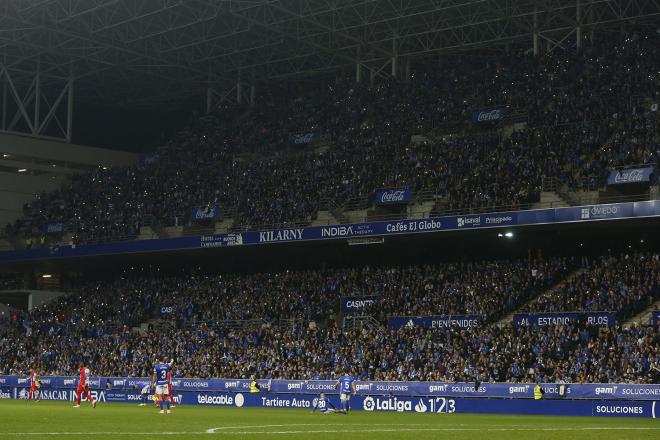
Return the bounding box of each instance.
[0,400,658,440]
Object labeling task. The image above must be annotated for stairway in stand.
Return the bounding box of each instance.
[621,299,660,328]
[493,268,585,328]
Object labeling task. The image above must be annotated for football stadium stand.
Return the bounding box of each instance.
[1,252,657,385]
[5,31,658,246]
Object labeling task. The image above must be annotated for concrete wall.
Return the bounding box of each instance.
[28,290,67,311]
[0,290,65,311]
[0,132,140,227]
[0,304,8,319]
[0,172,66,226]
[0,132,138,167]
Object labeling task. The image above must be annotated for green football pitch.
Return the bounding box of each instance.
[0,400,657,440]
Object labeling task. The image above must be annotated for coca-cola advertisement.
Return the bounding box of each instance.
[471,107,509,124]
[376,188,412,205]
[607,167,655,185]
[288,130,319,146]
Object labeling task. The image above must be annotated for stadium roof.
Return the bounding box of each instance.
[1,0,659,112]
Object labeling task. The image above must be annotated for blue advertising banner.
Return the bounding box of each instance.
[555,203,635,222]
[1,201,660,263]
[43,223,64,234]
[2,376,660,401]
[192,206,221,221]
[11,387,104,403]
[340,296,381,313]
[159,304,176,317]
[471,107,509,123]
[607,167,655,185]
[200,232,244,248]
[355,395,656,418]
[375,188,412,205]
[0,376,103,389]
[512,312,615,328]
[0,388,11,399]
[288,131,319,146]
[2,387,657,418]
[388,315,480,330]
[455,212,517,228]
[106,377,150,389]
[633,200,659,217]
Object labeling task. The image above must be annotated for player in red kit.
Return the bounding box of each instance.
[73,362,97,408]
[26,369,41,401]
[166,370,175,408]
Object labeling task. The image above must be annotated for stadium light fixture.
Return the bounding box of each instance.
[505,232,514,238]
[497,233,503,237]
[41,274,52,278]
[17,168,27,173]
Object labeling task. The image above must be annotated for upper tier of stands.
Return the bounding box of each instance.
[8,31,659,245]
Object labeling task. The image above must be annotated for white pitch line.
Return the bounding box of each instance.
[0,433,202,436]
[208,424,352,432]
[207,423,469,433]
[2,427,660,436]
[206,427,660,435]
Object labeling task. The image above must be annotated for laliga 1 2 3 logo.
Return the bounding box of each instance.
[363,397,375,411]
[581,208,590,219]
[414,399,428,413]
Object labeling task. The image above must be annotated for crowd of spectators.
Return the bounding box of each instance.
[365,258,568,321]
[1,252,659,383]
[6,31,658,244]
[1,316,657,384]
[524,252,660,318]
[1,257,568,336]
